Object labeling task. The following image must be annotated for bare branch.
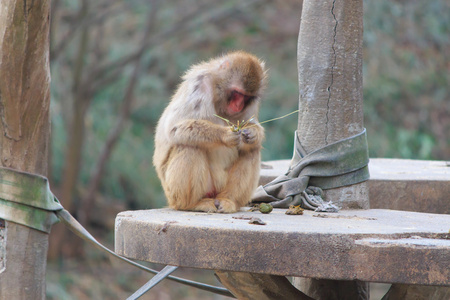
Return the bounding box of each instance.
[50,1,125,61]
[86,0,263,89]
[79,0,162,225]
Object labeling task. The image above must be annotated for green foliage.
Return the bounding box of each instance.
[363,0,449,160]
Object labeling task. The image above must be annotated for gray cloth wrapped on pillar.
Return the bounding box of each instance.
[252,129,369,211]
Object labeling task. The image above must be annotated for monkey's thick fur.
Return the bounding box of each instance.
[153,51,266,213]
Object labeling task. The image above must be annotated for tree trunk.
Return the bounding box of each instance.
[296,0,368,210]
[293,0,369,298]
[59,0,90,215]
[0,0,52,298]
[48,0,90,259]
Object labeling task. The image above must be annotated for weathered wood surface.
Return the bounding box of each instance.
[115,207,450,286]
[260,158,450,214]
[0,0,52,299]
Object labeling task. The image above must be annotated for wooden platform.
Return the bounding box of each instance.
[115,159,450,287]
[115,208,449,286]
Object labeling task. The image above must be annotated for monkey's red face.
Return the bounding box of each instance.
[211,51,265,118]
[227,89,255,115]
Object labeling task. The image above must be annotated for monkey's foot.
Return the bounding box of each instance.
[215,198,239,213]
[191,198,218,213]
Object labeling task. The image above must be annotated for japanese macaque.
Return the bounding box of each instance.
[153,51,267,213]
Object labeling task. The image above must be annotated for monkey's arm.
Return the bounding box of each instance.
[170,119,240,148]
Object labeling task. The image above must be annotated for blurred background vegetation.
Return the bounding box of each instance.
[47,0,449,299]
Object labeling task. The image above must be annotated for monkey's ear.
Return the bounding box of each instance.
[188,73,213,103]
[220,59,231,70]
[259,60,266,70]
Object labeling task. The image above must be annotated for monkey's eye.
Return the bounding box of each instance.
[229,90,241,101]
[244,95,256,103]
[228,90,255,106]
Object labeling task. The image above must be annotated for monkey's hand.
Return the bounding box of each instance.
[238,125,264,151]
[241,128,257,144]
[221,130,241,147]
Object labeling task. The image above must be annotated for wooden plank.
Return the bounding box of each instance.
[260,158,450,214]
[115,208,450,286]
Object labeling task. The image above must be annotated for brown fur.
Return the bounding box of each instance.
[153,51,267,213]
